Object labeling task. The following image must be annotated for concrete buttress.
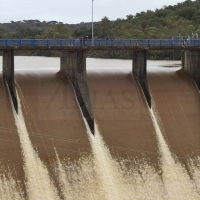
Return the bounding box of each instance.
[60,50,94,134]
[132,50,151,107]
[3,50,18,112]
[183,50,200,89]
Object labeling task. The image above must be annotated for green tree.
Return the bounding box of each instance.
[43,23,72,38]
[94,17,114,39]
[0,28,9,38]
[73,27,91,38]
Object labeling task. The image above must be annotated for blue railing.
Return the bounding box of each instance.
[0,39,200,47]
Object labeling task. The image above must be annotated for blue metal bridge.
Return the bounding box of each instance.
[0,39,200,50]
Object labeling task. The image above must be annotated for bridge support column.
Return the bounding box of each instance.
[60,50,94,134]
[183,50,200,89]
[132,50,151,107]
[3,50,18,112]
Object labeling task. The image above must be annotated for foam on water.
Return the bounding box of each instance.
[10,87,60,200]
[0,169,24,200]
[83,121,168,199]
[84,120,125,200]
[188,156,200,193]
[52,117,168,199]
[150,101,200,199]
[53,150,101,200]
[54,150,72,200]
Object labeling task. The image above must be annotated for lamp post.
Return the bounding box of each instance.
[92,0,94,46]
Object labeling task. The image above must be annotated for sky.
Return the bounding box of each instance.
[0,0,187,24]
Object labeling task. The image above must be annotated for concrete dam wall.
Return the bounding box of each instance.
[1,50,200,199]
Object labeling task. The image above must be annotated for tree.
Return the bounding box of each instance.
[94,17,114,39]
[73,27,91,38]
[12,27,43,38]
[0,28,9,38]
[43,23,72,38]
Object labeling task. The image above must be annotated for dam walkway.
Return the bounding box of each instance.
[0,39,200,50]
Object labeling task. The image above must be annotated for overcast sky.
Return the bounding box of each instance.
[1,0,187,24]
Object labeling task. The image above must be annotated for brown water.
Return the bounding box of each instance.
[0,57,200,199]
[0,74,25,198]
[16,71,91,161]
[148,61,200,160]
[87,65,158,165]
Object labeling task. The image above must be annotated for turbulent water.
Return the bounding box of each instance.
[0,57,200,199]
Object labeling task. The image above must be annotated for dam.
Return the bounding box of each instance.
[0,39,200,199]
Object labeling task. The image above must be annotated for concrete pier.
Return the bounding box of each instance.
[60,50,94,134]
[132,50,151,107]
[183,50,200,89]
[3,50,18,112]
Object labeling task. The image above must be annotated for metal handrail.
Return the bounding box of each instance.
[0,39,199,47]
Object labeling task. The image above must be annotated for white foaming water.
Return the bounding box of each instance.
[52,117,168,200]
[54,150,100,200]
[188,157,200,193]
[150,101,200,199]
[83,120,125,200]
[72,78,126,199]
[10,89,60,200]
[117,158,166,200]
[54,149,72,200]
[0,171,24,200]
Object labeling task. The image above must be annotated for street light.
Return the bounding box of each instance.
[92,0,94,46]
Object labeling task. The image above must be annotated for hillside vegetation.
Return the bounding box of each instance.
[0,0,199,59]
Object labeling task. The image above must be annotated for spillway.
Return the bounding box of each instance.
[15,69,92,162]
[0,73,25,198]
[87,59,159,166]
[0,57,199,199]
[148,61,200,162]
[150,104,199,199]
[10,89,59,200]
